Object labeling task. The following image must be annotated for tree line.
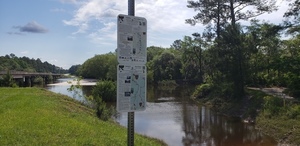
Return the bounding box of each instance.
[70,0,299,98]
[0,53,67,73]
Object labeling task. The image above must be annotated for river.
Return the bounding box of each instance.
[46,78,278,146]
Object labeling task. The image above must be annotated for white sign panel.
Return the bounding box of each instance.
[117,14,147,65]
[117,64,146,112]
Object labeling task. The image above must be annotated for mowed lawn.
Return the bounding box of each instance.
[0,88,165,146]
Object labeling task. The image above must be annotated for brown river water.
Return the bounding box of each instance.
[47,78,278,146]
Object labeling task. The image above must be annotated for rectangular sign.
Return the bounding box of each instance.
[117,64,146,112]
[117,14,147,65]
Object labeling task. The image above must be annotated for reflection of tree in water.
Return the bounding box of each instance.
[147,85,195,102]
[81,86,93,97]
[181,103,276,146]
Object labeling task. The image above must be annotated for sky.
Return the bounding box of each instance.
[0,0,293,69]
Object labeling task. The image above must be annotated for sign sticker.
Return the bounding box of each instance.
[117,64,146,112]
[117,14,147,65]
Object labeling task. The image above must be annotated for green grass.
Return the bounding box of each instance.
[0,88,166,146]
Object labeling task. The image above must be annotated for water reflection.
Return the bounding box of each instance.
[46,80,277,146]
[181,105,276,146]
[46,78,93,103]
[116,85,277,146]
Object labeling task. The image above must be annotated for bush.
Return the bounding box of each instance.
[0,71,17,87]
[33,76,44,86]
[92,80,116,102]
[91,80,116,121]
[263,96,284,117]
[287,105,300,119]
[96,98,115,121]
[192,83,212,98]
[287,74,300,98]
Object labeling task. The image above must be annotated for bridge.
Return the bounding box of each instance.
[0,71,62,79]
[0,71,63,86]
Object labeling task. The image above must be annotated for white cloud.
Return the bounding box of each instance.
[59,0,78,4]
[63,0,292,50]
[51,8,66,13]
[255,0,291,24]
[20,51,28,54]
[63,0,202,48]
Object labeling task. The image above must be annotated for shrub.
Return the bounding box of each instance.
[33,76,44,86]
[92,80,116,102]
[92,80,116,121]
[96,98,115,121]
[287,105,300,119]
[287,74,300,98]
[0,71,17,87]
[263,96,284,117]
[192,83,212,98]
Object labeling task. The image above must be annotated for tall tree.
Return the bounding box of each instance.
[181,34,206,82]
[186,0,227,40]
[284,0,300,35]
[186,0,277,38]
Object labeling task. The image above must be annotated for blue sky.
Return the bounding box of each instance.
[0,0,292,69]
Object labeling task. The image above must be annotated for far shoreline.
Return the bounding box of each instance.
[48,78,97,86]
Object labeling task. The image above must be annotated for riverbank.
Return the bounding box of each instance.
[193,87,300,145]
[0,88,166,145]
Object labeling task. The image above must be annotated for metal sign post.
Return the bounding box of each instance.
[116,0,147,145]
[128,1,134,146]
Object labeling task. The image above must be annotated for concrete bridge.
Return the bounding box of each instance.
[0,71,62,86]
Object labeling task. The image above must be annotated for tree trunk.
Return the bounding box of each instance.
[229,0,235,26]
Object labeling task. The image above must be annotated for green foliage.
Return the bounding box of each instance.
[67,78,84,100]
[287,74,300,98]
[68,64,81,75]
[157,80,177,86]
[180,35,205,81]
[95,98,115,121]
[67,78,116,121]
[92,80,116,102]
[91,80,117,120]
[192,83,211,98]
[263,96,284,117]
[286,105,300,119]
[78,53,117,80]
[151,50,182,82]
[256,93,300,145]
[0,71,17,87]
[33,76,44,86]
[0,54,66,73]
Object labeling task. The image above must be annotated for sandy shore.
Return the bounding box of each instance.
[48,79,97,86]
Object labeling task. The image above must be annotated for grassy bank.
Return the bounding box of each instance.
[0,88,166,145]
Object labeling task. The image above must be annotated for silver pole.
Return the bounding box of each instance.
[128,1,135,146]
[128,0,135,16]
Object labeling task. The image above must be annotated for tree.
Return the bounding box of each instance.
[245,21,284,86]
[284,0,300,35]
[78,53,117,80]
[152,51,182,82]
[186,0,227,40]
[187,0,277,99]
[68,65,81,75]
[180,34,206,81]
[186,0,277,39]
[170,40,183,50]
[0,71,15,87]
[217,24,247,98]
